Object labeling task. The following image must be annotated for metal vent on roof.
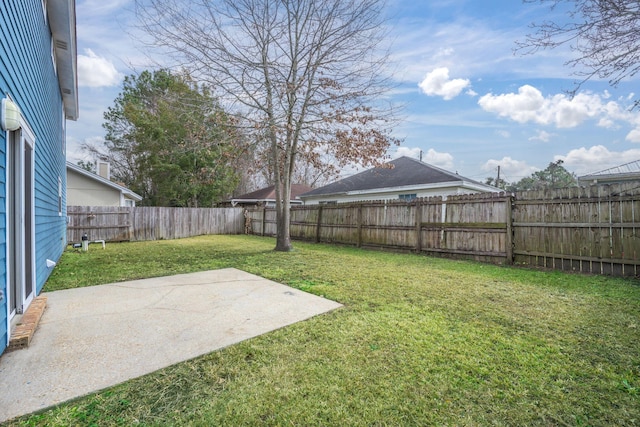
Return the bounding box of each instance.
[55,40,68,50]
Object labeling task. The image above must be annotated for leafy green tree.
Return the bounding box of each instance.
[76,160,95,172]
[485,177,509,190]
[508,160,577,191]
[94,70,244,207]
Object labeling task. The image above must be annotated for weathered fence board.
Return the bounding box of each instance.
[246,183,640,277]
[67,206,132,242]
[70,184,639,277]
[247,193,512,262]
[512,182,640,276]
[67,206,244,243]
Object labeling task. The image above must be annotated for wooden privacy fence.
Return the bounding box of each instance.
[67,206,244,243]
[248,192,511,264]
[246,183,640,277]
[513,183,639,276]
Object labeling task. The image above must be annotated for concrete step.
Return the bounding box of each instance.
[7,296,47,352]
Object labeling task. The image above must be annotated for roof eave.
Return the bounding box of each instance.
[459,181,502,193]
[578,172,640,182]
[231,198,304,203]
[300,180,500,200]
[48,0,79,120]
[300,181,463,199]
[123,191,143,202]
[66,161,143,200]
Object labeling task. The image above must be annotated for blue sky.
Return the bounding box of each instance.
[67,0,640,184]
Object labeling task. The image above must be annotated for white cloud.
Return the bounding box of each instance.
[555,145,640,175]
[389,14,572,85]
[478,85,545,123]
[392,147,454,169]
[478,85,640,133]
[78,0,130,15]
[77,49,123,87]
[496,130,510,138]
[418,67,471,100]
[528,130,553,142]
[482,157,539,179]
[626,129,640,142]
[392,146,422,159]
[422,148,454,169]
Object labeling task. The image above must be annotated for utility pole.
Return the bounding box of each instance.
[419,150,423,162]
[496,165,501,186]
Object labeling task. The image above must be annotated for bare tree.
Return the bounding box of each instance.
[518,0,640,105]
[135,0,399,251]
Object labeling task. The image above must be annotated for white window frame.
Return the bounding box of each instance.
[398,193,417,201]
[5,114,36,335]
[50,36,57,75]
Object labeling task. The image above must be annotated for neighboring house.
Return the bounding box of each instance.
[299,156,500,205]
[0,1,78,355]
[230,184,313,208]
[67,162,142,207]
[578,159,640,185]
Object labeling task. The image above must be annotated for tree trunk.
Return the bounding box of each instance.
[274,179,293,251]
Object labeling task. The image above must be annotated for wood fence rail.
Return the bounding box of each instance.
[66,183,639,278]
[246,182,640,277]
[67,206,244,243]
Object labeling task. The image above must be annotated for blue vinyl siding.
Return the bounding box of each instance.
[0,1,68,354]
[0,131,5,353]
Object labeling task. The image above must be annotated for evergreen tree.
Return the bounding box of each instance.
[508,160,577,191]
[98,70,245,207]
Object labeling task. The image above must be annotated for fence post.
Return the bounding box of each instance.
[316,205,323,243]
[128,207,134,241]
[357,204,363,248]
[261,208,266,236]
[440,197,447,247]
[415,198,422,253]
[505,194,514,265]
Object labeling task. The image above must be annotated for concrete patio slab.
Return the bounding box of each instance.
[0,268,342,423]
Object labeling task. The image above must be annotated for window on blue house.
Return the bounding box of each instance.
[398,194,417,201]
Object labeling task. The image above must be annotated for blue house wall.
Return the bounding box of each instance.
[0,2,72,355]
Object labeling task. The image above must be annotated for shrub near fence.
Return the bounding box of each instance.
[246,183,640,277]
[67,206,244,243]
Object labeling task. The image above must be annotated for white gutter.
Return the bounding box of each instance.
[48,0,79,120]
[301,180,500,200]
[231,198,304,206]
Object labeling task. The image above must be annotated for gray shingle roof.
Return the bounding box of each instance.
[233,184,313,201]
[301,156,487,197]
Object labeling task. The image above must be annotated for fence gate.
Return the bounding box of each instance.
[67,206,131,243]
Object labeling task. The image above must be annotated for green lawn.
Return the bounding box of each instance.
[8,235,640,426]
